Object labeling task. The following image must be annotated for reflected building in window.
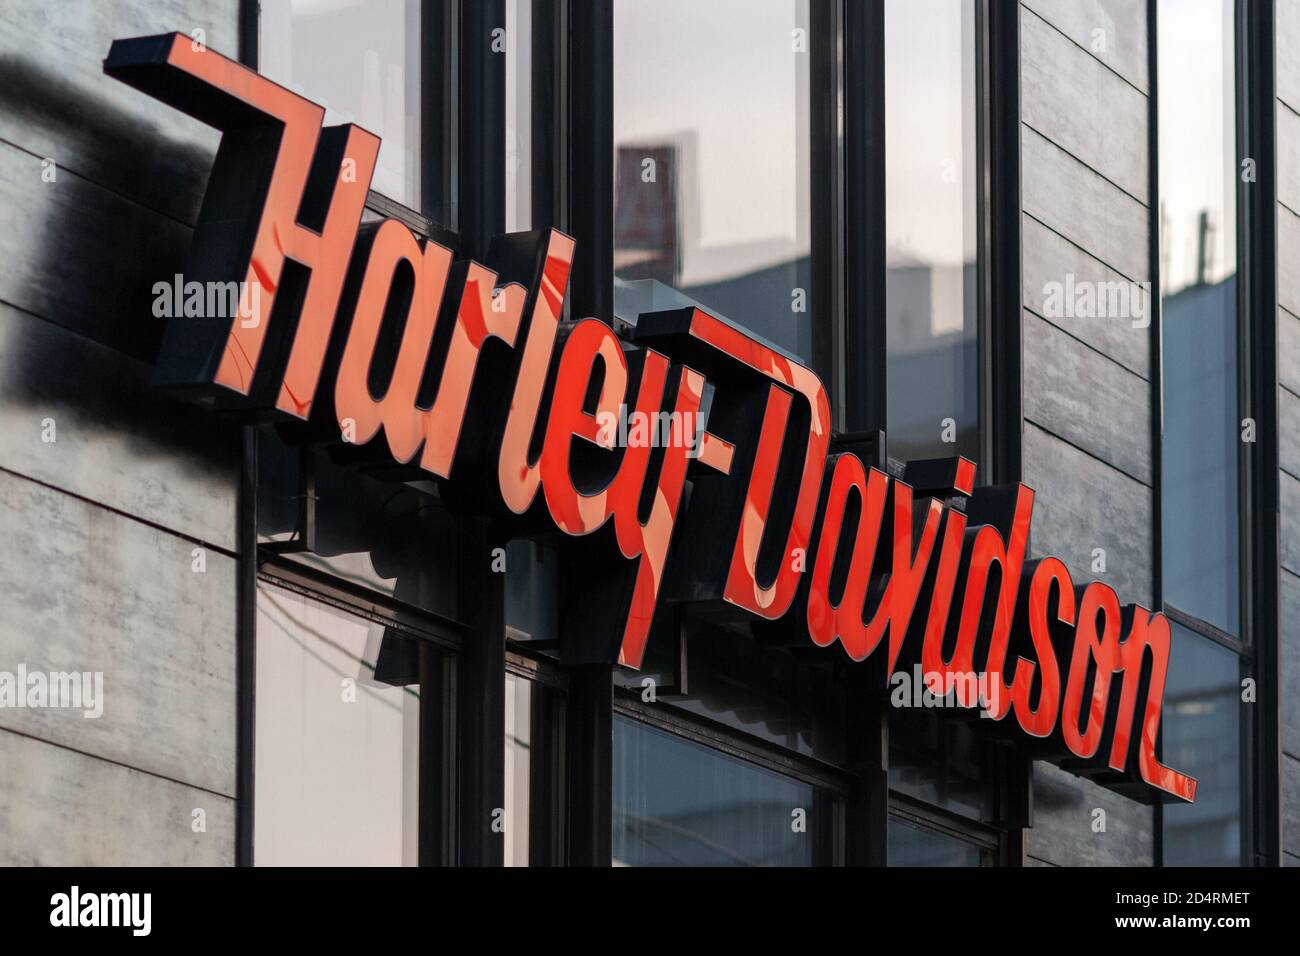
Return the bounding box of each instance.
[884,0,979,464]
[613,717,828,866]
[612,0,813,363]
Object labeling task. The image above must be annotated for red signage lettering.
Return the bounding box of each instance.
[104,33,1196,803]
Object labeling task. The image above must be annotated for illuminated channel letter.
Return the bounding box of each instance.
[105,33,378,415]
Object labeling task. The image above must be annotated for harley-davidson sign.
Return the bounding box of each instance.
[104,33,1195,803]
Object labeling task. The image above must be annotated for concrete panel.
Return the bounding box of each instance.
[1283,385,1300,481]
[1021,5,1148,200]
[1024,311,1151,484]
[1022,214,1151,378]
[0,142,188,361]
[1279,0,1300,113]
[0,470,236,797]
[1025,760,1154,866]
[1281,206,1300,319]
[1284,569,1300,760]
[1024,422,1153,607]
[1021,0,1149,93]
[1287,754,1300,858]
[1284,471,1300,576]
[0,0,238,226]
[0,302,237,550]
[1280,102,1300,216]
[0,729,233,866]
[1022,126,1149,283]
[1282,307,1300,395]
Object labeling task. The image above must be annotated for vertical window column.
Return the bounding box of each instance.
[883,0,980,464]
[260,0,425,211]
[611,0,814,362]
[253,585,425,865]
[1156,0,1249,866]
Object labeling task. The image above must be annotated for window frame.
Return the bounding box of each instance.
[1151,0,1282,867]
[854,0,1014,476]
[240,0,514,867]
[505,649,570,865]
[235,0,1032,869]
[865,0,1025,866]
[887,791,999,867]
[1239,0,1283,871]
[251,570,460,865]
[613,694,850,866]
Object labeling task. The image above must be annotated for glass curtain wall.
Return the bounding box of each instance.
[1157,0,1247,865]
[883,0,980,463]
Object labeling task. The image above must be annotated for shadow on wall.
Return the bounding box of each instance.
[0,49,216,225]
[0,52,240,520]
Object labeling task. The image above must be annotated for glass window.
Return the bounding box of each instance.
[504,672,531,867]
[505,0,533,232]
[254,583,421,865]
[612,0,813,361]
[888,816,988,866]
[1158,0,1240,634]
[616,618,848,764]
[889,709,996,824]
[613,716,831,866]
[257,432,462,624]
[261,0,423,210]
[1161,623,1243,866]
[504,538,559,646]
[884,0,979,463]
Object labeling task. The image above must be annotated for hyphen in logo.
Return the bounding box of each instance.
[50,887,150,936]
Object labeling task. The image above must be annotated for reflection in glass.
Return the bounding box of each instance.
[254,584,420,865]
[1162,624,1242,865]
[504,673,531,867]
[616,619,847,763]
[257,433,462,623]
[612,0,812,361]
[504,538,559,646]
[613,717,825,866]
[888,817,986,866]
[889,708,996,823]
[260,0,423,210]
[885,0,979,463]
[1158,0,1240,634]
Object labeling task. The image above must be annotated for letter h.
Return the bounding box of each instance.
[104,33,379,417]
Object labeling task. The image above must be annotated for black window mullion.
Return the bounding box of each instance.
[236,0,260,868]
[425,0,460,231]
[532,0,568,236]
[841,0,886,440]
[981,0,1023,487]
[449,0,508,867]
[1241,0,1282,868]
[810,0,845,415]
[560,0,614,867]
[980,0,1029,868]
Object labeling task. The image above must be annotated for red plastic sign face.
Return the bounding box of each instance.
[104,34,1195,803]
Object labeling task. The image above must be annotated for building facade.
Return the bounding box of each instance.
[0,0,1294,866]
